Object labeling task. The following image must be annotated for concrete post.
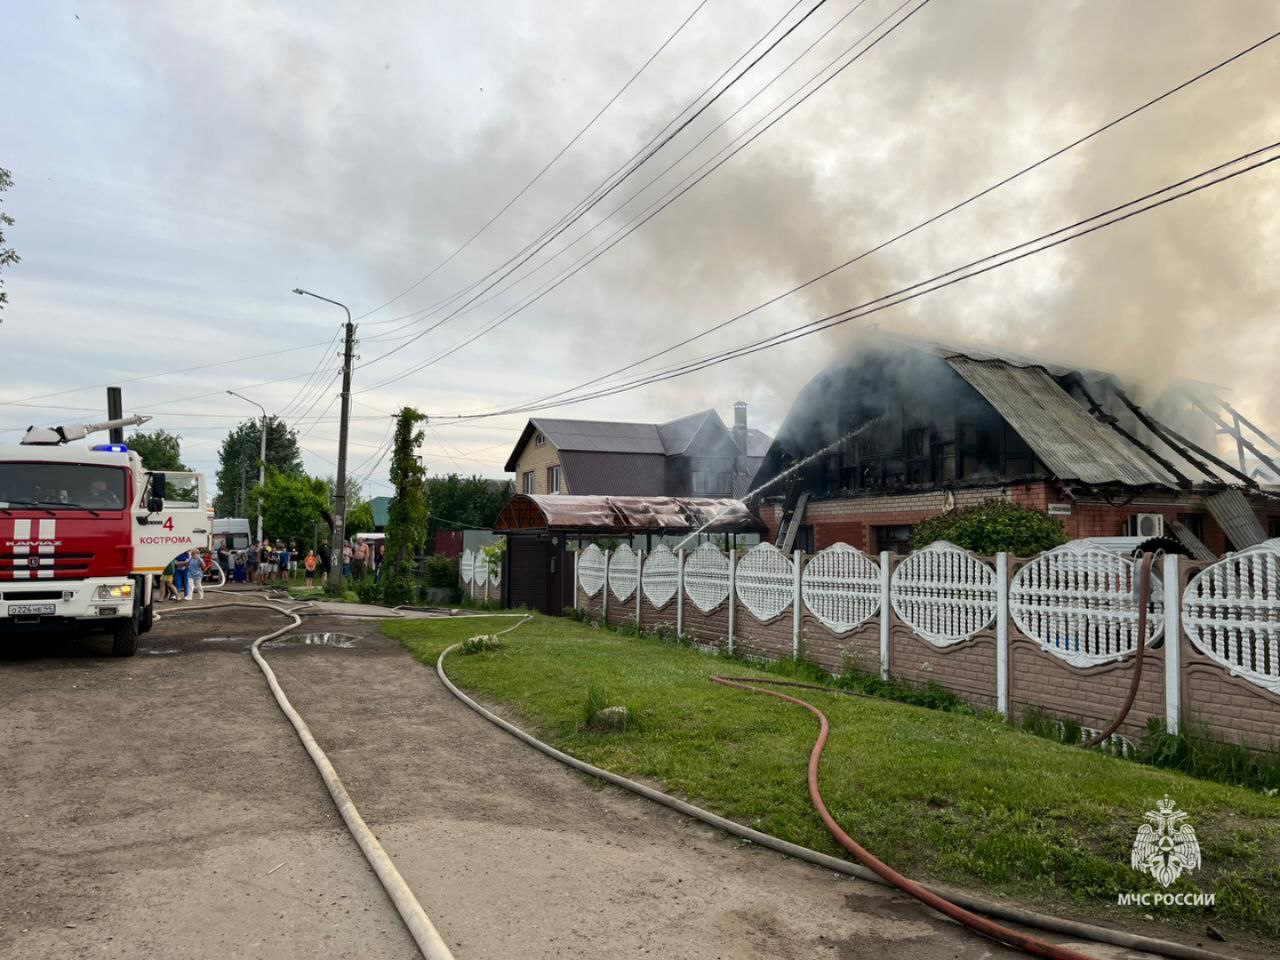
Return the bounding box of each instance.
[996,552,1009,717]
[636,549,644,628]
[727,549,736,656]
[602,549,610,623]
[792,548,803,659]
[1164,553,1181,735]
[879,551,892,680]
[676,548,685,638]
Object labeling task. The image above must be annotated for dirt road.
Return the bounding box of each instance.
[2,596,1154,959]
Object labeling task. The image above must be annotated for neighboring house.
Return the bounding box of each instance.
[368,496,392,532]
[504,403,772,498]
[751,334,1280,557]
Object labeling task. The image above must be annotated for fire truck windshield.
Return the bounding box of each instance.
[0,462,128,510]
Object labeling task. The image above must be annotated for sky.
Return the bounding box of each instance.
[2,0,1278,499]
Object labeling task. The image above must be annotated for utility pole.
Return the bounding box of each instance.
[293,288,355,592]
[106,387,124,443]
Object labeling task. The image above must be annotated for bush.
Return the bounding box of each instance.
[910,499,1066,556]
[423,554,458,588]
[381,574,416,608]
[1137,716,1280,792]
[354,578,382,605]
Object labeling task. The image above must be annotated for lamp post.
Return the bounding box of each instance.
[293,287,355,592]
[227,390,267,545]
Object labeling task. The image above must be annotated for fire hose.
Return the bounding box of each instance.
[1080,550,1156,749]
[710,674,1097,960]
[162,596,456,960]
[437,643,1237,960]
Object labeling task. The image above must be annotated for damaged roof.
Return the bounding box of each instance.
[945,356,1180,487]
[494,494,764,533]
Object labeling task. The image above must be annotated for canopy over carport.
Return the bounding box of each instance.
[494,494,762,534]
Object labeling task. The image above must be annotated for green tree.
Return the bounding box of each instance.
[126,429,189,471]
[384,408,428,603]
[425,473,512,541]
[214,416,303,516]
[910,500,1067,557]
[247,471,331,547]
[346,500,375,536]
[0,167,18,316]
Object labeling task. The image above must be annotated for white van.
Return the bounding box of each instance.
[211,517,253,552]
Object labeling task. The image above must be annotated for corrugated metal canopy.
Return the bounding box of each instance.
[494,494,763,533]
[946,357,1180,487]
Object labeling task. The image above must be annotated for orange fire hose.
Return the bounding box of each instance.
[1080,551,1155,749]
[709,673,1099,960]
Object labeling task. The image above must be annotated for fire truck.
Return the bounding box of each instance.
[0,416,209,655]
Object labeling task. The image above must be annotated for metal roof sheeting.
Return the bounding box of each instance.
[945,357,1180,487]
[1204,489,1269,549]
[494,494,762,533]
[560,450,668,497]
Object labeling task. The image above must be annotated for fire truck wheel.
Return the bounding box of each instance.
[112,608,141,657]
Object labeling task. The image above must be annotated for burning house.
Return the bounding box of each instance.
[751,335,1280,557]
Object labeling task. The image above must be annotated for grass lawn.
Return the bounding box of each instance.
[385,613,1280,947]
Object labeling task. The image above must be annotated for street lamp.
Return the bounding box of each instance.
[227,390,267,545]
[293,287,355,593]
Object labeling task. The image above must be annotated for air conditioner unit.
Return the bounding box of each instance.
[1129,513,1165,538]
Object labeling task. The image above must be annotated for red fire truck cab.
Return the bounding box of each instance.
[0,420,209,655]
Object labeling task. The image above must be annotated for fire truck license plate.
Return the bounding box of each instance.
[8,604,56,617]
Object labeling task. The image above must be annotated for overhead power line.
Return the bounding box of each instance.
[358,0,929,393]
[361,0,875,352]
[354,0,841,360]
[474,26,1280,417]
[434,143,1280,421]
[355,0,716,322]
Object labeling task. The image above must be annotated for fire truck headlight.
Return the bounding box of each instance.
[96,584,134,599]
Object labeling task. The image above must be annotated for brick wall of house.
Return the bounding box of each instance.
[760,482,1272,557]
[510,435,565,495]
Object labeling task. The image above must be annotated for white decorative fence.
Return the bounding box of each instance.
[802,543,881,634]
[576,543,606,598]
[460,549,475,585]
[572,538,1280,744]
[891,541,998,647]
[609,543,638,602]
[1182,540,1280,695]
[683,541,730,613]
[1010,542,1162,668]
[735,543,794,622]
[642,544,679,609]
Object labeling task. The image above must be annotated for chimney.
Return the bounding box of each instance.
[732,401,749,474]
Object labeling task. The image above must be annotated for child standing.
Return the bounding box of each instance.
[304,550,317,588]
[186,548,205,600]
[277,543,291,582]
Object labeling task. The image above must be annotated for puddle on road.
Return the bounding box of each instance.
[143,648,181,656]
[199,636,248,644]
[266,632,359,649]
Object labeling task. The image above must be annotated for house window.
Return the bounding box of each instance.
[693,471,732,495]
[1269,517,1280,538]
[874,524,914,556]
[534,433,546,446]
[547,464,562,494]
[522,470,535,494]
